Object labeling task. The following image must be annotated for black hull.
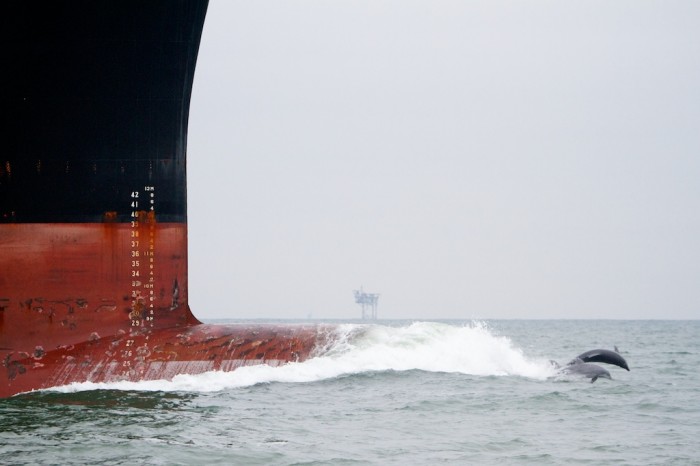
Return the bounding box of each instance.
[2,0,208,223]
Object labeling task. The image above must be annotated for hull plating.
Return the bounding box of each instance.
[1,222,190,354]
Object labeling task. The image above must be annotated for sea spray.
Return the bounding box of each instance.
[317,321,554,378]
[46,321,555,394]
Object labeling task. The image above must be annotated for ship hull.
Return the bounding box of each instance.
[1,1,330,398]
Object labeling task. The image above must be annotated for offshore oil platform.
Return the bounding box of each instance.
[353,288,380,320]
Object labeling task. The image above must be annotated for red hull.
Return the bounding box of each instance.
[0,223,332,397]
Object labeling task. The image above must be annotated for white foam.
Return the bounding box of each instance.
[48,321,556,394]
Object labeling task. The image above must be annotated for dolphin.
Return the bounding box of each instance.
[560,361,612,383]
[553,348,630,383]
[570,348,630,371]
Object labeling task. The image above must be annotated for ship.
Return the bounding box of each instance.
[1,0,330,398]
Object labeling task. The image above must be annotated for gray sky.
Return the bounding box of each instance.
[187,0,700,320]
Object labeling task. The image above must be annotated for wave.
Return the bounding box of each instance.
[47,321,556,394]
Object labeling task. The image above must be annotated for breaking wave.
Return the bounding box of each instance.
[48,321,555,394]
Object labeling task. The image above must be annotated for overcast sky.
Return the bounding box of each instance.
[187,0,699,320]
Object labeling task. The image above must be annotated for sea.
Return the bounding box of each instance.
[1,319,698,465]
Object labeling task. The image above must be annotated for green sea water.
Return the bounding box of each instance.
[1,320,698,465]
